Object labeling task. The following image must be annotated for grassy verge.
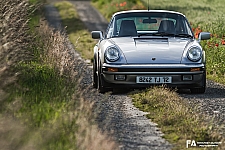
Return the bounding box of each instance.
[54,1,97,62]
[131,87,224,149]
[0,0,116,149]
[1,0,79,148]
[9,63,78,149]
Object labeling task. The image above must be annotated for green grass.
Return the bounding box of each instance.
[54,1,97,62]
[14,62,75,127]
[8,62,78,149]
[131,87,223,150]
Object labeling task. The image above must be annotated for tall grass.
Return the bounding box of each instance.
[0,0,36,117]
[0,0,117,149]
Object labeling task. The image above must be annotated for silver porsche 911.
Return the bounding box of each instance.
[91,10,210,93]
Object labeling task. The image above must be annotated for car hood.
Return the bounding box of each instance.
[111,37,190,64]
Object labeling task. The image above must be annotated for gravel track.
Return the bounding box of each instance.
[181,80,225,132]
[45,0,225,149]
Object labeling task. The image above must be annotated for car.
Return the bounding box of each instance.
[91,10,210,93]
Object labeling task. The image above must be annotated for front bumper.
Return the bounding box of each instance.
[101,63,206,89]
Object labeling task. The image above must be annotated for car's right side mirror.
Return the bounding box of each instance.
[92,31,103,39]
[198,32,211,42]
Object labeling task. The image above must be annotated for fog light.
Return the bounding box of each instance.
[115,75,126,81]
[183,75,192,81]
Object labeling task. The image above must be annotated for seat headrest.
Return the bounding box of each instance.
[119,20,137,37]
[158,20,175,34]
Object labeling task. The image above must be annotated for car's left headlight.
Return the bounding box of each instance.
[187,46,202,62]
[105,46,120,62]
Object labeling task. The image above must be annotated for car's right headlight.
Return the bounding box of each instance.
[105,46,120,62]
[187,46,202,62]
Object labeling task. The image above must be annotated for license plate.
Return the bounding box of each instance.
[136,76,172,84]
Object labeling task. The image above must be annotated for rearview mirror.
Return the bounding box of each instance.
[143,18,157,24]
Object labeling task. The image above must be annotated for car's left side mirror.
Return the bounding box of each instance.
[198,32,211,42]
[92,31,103,39]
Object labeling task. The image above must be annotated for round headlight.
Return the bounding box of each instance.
[105,46,120,62]
[187,47,202,62]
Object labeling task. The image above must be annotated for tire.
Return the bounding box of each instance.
[190,72,206,94]
[97,63,106,93]
[97,74,107,93]
[93,58,97,88]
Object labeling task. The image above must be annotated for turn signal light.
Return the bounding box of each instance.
[190,68,201,72]
[108,68,118,72]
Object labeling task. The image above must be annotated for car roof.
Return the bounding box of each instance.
[112,10,185,18]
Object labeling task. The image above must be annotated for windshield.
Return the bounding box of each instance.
[106,12,194,38]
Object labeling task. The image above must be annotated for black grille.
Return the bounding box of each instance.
[118,68,191,72]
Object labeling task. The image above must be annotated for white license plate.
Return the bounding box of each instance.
[136,76,172,84]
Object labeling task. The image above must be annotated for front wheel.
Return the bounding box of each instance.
[97,74,107,93]
[93,58,97,88]
[97,64,107,93]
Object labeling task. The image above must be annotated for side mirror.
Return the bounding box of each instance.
[198,32,211,42]
[91,31,103,39]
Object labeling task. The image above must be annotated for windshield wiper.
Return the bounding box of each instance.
[154,32,175,37]
[175,33,193,38]
[138,33,153,37]
[138,32,193,38]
